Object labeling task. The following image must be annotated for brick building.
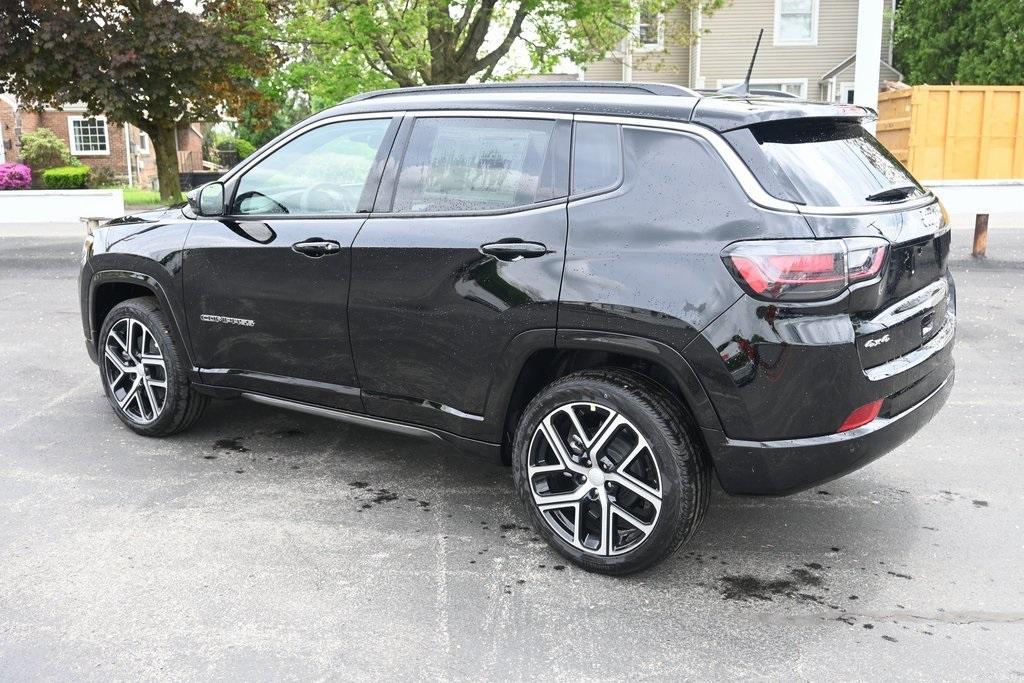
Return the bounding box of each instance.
[1,94,205,189]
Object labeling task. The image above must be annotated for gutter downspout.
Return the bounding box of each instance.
[124,125,133,187]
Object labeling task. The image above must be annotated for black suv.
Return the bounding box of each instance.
[79,82,955,574]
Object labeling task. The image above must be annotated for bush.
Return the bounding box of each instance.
[235,138,256,159]
[19,128,78,171]
[0,163,33,190]
[42,165,91,189]
[210,131,256,164]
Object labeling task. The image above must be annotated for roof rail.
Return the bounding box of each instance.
[341,81,701,104]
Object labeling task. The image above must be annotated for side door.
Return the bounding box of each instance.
[348,114,571,438]
[183,115,399,410]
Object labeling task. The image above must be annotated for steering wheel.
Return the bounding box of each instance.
[299,182,361,213]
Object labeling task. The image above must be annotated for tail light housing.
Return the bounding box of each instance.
[838,399,884,432]
[722,238,888,302]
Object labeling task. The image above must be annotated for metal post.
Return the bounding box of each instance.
[972,214,989,257]
[854,0,884,134]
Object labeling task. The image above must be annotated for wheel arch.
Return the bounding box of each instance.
[490,329,724,463]
[88,269,194,369]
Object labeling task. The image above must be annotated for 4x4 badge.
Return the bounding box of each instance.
[864,334,890,348]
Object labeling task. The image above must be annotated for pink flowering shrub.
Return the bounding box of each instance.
[0,163,32,190]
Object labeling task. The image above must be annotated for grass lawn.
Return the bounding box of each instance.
[119,186,184,208]
[121,187,163,208]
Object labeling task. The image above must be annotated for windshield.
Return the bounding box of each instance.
[728,120,926,207]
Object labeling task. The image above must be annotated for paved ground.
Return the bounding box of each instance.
[0,225,1022,680]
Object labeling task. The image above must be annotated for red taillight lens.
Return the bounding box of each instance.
[838,399,883,432]
[723,238,887,301]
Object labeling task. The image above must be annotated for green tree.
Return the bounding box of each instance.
[895,0,1024,85]
[281,0,726,109]
[0,0,281,200]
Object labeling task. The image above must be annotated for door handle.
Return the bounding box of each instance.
[480,240,549,261]
[292,239,341,258]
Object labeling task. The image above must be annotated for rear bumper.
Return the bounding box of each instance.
[706,368,954,496]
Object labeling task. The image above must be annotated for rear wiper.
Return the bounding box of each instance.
[865,184,919,202]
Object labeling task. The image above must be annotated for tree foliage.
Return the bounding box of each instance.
[280,0,726,110]
[0,0,282,199]
[895,0,1024,85]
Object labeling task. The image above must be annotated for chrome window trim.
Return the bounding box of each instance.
[219,111,407,186]
[222,108,935,218]
[574,113,937,216]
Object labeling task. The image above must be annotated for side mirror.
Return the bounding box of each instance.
[188,182,225,217]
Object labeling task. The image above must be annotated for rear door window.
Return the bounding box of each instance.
[390,117,568,213]
[726,120,925,207]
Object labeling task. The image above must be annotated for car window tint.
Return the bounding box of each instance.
[391,117,563,213]
[730,120,924,207]
[572,122,621,194]
[232,118,391,215]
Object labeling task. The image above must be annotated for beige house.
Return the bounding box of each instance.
[582,0,901,102]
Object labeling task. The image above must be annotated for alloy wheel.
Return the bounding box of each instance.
[103,317,167,424]
[527,402,663,556]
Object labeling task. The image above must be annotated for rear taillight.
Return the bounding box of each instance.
[722,238,887,301]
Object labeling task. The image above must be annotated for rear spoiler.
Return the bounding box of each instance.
[690,97,875,133]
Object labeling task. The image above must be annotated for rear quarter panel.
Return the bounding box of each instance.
[560,125,813,355]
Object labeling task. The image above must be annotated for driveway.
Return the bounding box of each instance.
[0,225,1022,679]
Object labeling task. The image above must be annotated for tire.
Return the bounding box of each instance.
[97,296,207,436]
[512,369,710,575]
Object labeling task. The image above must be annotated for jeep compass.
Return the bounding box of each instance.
[79,82,955,574]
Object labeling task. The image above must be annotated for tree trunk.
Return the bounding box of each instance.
[151,124,182,201]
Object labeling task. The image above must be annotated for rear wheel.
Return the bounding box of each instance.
[98,297,207,436]
[512,369,710,575]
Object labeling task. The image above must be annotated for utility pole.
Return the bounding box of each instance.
[854,0,884,133]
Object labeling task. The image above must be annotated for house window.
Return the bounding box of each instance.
[717,79,807,99]
[775,0,818,45]
[138,131,150,154]
[840,82,856,104]
[68,116,110,155]
[635,12,663,51]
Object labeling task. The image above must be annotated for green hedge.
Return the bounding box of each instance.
[42,165,91,189]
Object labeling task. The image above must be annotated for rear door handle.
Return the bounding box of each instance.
[480,240,549,261]
[292,239,341,258]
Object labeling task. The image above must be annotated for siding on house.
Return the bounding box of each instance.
[581,0,899,102]
[583,7,691,86]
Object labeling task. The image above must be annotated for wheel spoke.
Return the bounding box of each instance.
[125,319,138,360]
[538,419,588,475]
[615,442,645,474]
[608,471,662,508]
[588,414,629,459]
[534,485,589,508]
[104,346,129,373]
[142,379,159,420]
[118,377,141,409]
[596,492,611,555]
[611,501,656,535]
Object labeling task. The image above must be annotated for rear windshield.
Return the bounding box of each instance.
[726,120,925,207]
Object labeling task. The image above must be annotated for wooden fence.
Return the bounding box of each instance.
[876,85,1024,180]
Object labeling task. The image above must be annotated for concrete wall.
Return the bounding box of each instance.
[0,189,124,223]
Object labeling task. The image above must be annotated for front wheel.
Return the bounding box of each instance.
[512,369,710,575]
[98,297,207,436]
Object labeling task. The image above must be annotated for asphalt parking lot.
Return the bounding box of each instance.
[1,225,1022,680]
